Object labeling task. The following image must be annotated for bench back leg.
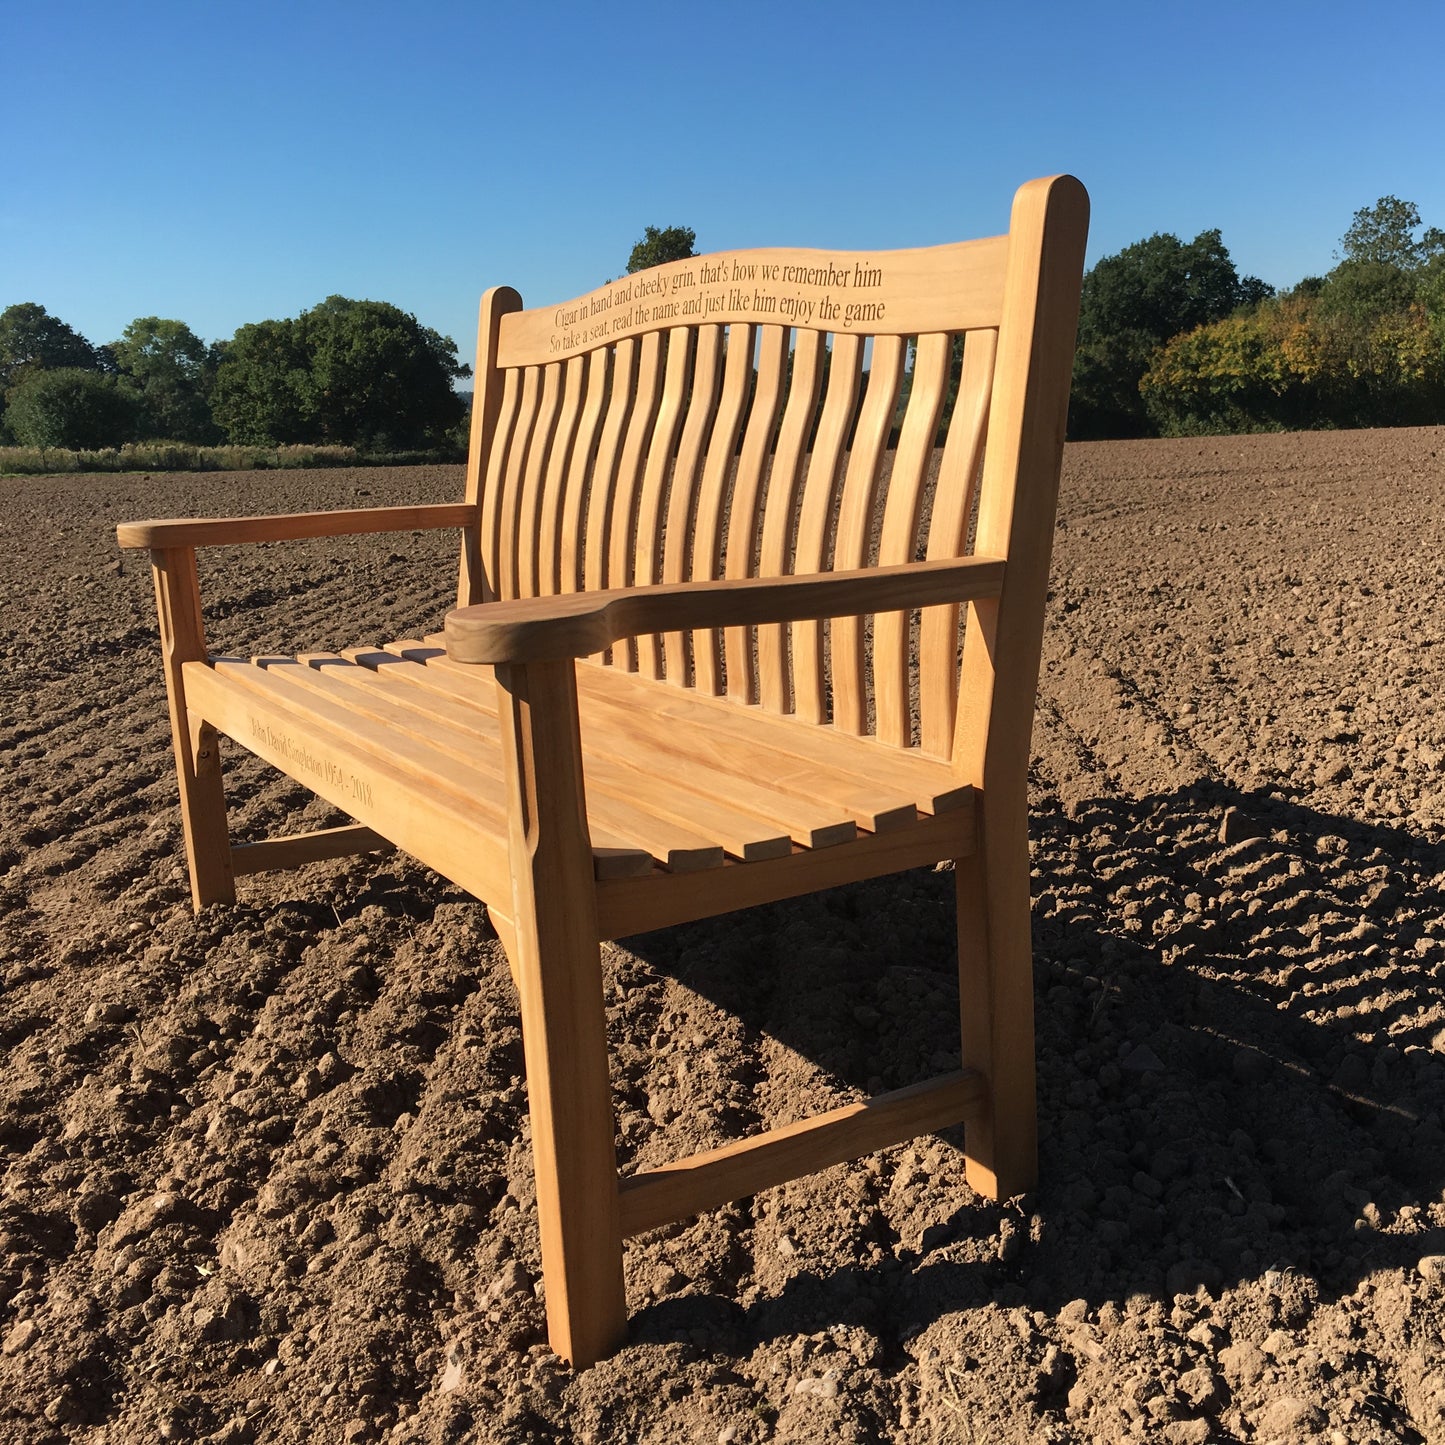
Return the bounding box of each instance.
[955,791,1036,1201]
[151,547,235,910]
[950,178,1089,1199]
[495,658,626,1367]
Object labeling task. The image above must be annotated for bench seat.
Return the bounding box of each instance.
[185,642,977,939]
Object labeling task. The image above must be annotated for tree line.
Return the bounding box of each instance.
[1071,195,1445,438]
[0,297,469,454]
[6,201,1440,458]
[0,226,703,458]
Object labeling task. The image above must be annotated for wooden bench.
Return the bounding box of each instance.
[118,175,1089,1366]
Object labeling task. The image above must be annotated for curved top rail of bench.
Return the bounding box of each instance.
[497,234,1011,368]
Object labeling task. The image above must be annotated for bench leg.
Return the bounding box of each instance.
[496,659,626,1367]
[955,813,1037,1201]
[152,547,234,910]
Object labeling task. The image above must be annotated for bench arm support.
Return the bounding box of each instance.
[117,503,476,550]
[444,555,1006,664]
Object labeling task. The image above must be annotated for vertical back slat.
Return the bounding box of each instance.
[459,286,522,608]
[873,332,951,746]
[723,324,788,705]
[635,328,694,678]
[919,328,997,754]
[517,362,564,598]
[583,339,637,600]
[475,365,521,604]
[829,334,905,733]
[498,365,542,600]
[757,328,826,713]
[536,356,585,596]
[792,333,863,724]
[690,326,755,695]
[606,331,665,667]
[559,350,609,593]
[662,325,724,684]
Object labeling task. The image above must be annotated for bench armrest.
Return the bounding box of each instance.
[444,555,1006,664]
[116,502,476,550]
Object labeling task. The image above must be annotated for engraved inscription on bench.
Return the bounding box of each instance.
[249,715,375,808]
[496,235,1010,369]
[545,255,888,356]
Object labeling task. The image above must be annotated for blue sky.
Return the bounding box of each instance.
[5,0,1442,366]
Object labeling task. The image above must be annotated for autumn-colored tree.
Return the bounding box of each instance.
[1069,230,1271,439]
[1141,292,1444,435]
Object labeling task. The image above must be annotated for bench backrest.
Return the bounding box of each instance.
[456,176,1088,782]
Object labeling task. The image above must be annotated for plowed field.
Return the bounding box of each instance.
[2,427,1444,1443]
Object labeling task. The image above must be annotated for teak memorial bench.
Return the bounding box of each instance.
[119,175,1089,1366]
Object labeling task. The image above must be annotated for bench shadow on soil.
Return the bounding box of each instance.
[615,779,1445,1348]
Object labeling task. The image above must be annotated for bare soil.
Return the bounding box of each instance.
[2,427,1444,1444]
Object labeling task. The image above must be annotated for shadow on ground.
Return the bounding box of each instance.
[616,778,1445,1350]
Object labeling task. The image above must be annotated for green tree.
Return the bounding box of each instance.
[627,225,697,274]
[1338,195,1445,270]
[108,317,221,443]
[299,297,468,450]
[1069,230,1271,438]
[0,303,106,440]
[0,303,103,389]
[1321,195,1445,328]
[209,317,314,444]
[5,367,141,448]
[211,298,468,450]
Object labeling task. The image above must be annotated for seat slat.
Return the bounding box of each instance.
[184,660,514,901]
[661,324,723,685]
[413,637,972,819]
[874,332,952,746]
[920,328,997,755]
[792,332,863,724]
[635,327,693,679]
[262,653,734,872]
[355,644,797,855]
[375,640,920,839]
[354,646,793,864]
[595,803,975,941]
[571,657,973,817]
[690,325,755,695]
[830,335,906,733]
[757,327,826,713]
[724,324,788,705]
[573,686,911,838]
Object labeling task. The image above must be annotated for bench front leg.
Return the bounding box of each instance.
[151,547,234,910]
[494,658,626,1367]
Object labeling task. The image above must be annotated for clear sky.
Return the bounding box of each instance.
[5,0,1442,367]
